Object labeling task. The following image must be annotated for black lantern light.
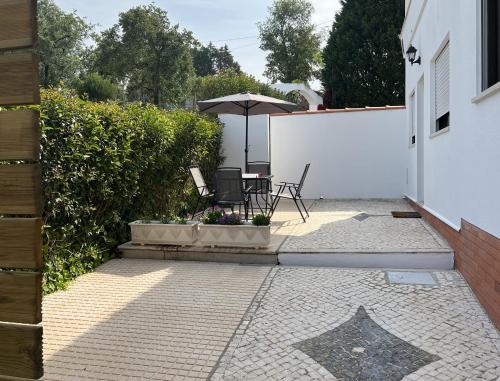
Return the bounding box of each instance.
[406,44,421,65]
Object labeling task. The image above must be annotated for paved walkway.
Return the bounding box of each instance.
[276,199,450,252]
[42,260,270,380]
[212,267,499,381]
[43,261,499,380]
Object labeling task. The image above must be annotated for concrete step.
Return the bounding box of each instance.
[118,242,278,265]
[278,249,455,270]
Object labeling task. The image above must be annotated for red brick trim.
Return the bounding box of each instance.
[271,105,406,117]
[407,198,500,329]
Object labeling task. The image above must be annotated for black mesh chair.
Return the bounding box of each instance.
[214,167,254,219]
[269,164,310,222]
[247,161,272,213]
[189,167,214,219]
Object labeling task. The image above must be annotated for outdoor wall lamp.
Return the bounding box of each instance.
[406,44,421,65]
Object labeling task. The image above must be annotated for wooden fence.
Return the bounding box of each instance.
[0,0,43,379]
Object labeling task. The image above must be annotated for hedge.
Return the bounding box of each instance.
[39,88,223,293]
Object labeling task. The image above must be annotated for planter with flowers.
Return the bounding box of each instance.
[197,211,271,248]
[129,215,198,246]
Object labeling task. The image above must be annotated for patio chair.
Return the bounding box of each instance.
[214,167,254,220]
[189,167,214,219]
[269,164,310,223]
[247,161,272,213]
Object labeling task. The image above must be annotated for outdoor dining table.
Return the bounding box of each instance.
[242,173,274,214]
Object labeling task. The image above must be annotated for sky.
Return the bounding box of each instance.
[54,0,342,89]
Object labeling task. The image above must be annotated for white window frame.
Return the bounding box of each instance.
[431,38,451,136]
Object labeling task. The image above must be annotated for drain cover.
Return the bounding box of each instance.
[386,271,437,285]
[353,213,370,222]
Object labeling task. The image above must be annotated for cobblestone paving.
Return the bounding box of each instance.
[279,199,450,252]
[212,267,500,381]
[43,259,271,380]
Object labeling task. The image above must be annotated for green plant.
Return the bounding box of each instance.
[202,210,224,224]
[252,214,271,226]
[76,73,123,102]
[217,213,243,225]
[37,87,223,293]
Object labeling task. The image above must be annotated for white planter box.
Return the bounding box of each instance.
[129,221,198,246]
[198,223,271,248]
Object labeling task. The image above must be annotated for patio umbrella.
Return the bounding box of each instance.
[197,92,296,172]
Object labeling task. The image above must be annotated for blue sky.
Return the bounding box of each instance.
[54,0,342,88]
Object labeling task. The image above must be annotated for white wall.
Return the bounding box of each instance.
[402,0,500,237]
[221,109,407,200]
[219,114,269,169]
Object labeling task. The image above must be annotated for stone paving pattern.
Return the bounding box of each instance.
[42,259,271,380]
[278,199,450,252]
[212,267,500,381]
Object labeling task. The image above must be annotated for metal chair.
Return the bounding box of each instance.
[269,164,310,222]
[189,167,214,219]
[214,167,253,219]
[247,161,272,213]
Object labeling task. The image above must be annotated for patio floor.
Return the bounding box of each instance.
[119,198,454,270]
[42,260,500,380]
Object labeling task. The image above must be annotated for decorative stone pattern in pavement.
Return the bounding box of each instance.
[211,268,500,381]
[294,306,440,381]
[43,259,271,381]
[279,199,450,252]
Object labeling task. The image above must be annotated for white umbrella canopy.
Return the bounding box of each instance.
[197,92,297,171]
[197,91,297,115]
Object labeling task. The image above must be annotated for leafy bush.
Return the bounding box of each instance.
[39,88,223,292]
[252,214,271,226]
[76,73,123,102]
[195,69,285,101]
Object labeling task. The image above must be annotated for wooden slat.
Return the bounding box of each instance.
[0,0,36,50]
[0,164,41,215]
[0,111,39,161]
[0,218,42,269]
[0,323,43,379]
[0,272,41,324]
[0,53,39,106]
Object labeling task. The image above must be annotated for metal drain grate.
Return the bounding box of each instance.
[386,271,437,286]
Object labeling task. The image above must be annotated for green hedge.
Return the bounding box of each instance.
[40,88,223,293]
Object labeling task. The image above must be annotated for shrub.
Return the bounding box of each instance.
[76,73,123,102]
[39,88,223,292]
[252,214,271,226]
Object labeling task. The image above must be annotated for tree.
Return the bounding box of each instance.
[322,0,405,108]
[192,43,241,77]
[76,73,123,102]
[258,0,321,83]
[94,5,195,106]
[37,0,93,87]
[195,69,285,101]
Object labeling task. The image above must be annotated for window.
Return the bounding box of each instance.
[482,0,500,90]
[409,92,416,145]
[434,42,450,132]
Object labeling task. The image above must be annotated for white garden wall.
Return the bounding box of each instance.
[220,108,406,199]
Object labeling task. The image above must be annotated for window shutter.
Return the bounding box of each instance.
[435,42,450,119]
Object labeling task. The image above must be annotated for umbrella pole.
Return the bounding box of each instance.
[245,105,249,173]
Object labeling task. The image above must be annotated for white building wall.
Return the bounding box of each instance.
[220,109,406,200]
[219,114,269,169]
[401,0,500,236]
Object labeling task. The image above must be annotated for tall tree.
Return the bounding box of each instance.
[192,43,241,77]
[37,0,92,87]
[258,0,321,83]
[322,0,405,108]
[94,5,195,106]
